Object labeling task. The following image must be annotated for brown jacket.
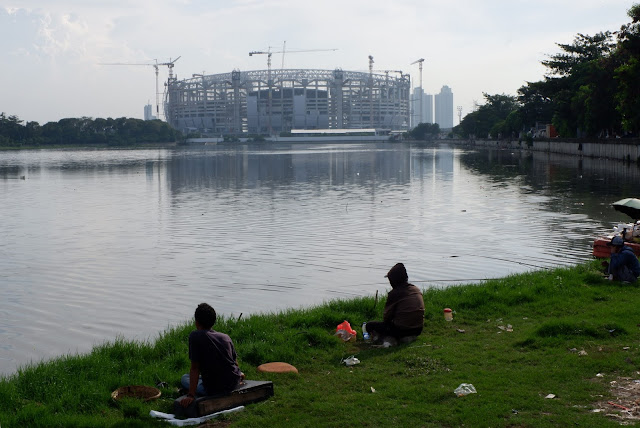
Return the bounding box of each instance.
[383,283,425,330]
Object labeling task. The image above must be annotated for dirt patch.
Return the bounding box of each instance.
[594,377,640,423]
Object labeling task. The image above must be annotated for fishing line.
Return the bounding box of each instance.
[447,253,556,270]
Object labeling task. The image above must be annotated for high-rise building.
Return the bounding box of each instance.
[144,104,157,121]
[411,88,434,126]
[423,94,433,125]
[434,85,453,129]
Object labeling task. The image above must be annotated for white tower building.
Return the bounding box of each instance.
[434,85,453,129]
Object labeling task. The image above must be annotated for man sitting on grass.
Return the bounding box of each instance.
[605,236,640,283]
[179,303,244,407]
[365,263,425,346]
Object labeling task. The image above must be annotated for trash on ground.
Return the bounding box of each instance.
[370,386,376,393]
[335,320,357,342]
[454,383,477,397]
[596,373,604,377]
[150,406,244,426]
[545,394,556,399]
[342,356,360,366]
[456,329,465,333]
[608,401,632,411]
[578,350,588,356]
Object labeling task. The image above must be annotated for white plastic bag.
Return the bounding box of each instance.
[454,383,477,396]
[342,356,360,366]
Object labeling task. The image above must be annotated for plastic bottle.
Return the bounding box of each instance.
[362,322,370,341]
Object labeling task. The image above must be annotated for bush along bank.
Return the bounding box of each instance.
[1,261,639,427]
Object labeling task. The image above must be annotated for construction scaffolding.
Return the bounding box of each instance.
[164,68,410,135]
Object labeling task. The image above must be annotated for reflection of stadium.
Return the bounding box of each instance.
[164,69,410,135]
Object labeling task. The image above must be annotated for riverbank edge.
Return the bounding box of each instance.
[2,260,639,426]
[0,142,179,151]
[439,137,640,163]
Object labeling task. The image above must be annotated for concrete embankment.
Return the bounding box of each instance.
[451,138,640,163]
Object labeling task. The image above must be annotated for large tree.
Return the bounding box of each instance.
[540,31,619,137]
[614,4,640,134]
[457,93,519,138]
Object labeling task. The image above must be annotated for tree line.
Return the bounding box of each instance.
[455,4,640,140]
[0,114,179,147]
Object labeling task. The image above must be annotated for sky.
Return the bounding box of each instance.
[1,0,636,126]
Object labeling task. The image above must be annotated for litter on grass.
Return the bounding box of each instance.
[150,406,244,426]
[342,356,360,366]
[454,383,477,396]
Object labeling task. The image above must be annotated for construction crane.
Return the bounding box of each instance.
[411,58,425,126]
[411,58,425,88]
[281,41,286,69]
[248,47,337,134]
[249,47,337,75]
[99,56,181,120]
[373,69,404,78]
[368,55,374,128]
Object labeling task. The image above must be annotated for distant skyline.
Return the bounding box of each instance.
[2,1,636,126]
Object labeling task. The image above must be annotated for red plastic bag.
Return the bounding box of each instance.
[335,320,357,342]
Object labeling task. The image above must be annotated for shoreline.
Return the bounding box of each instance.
[2,261,639,426]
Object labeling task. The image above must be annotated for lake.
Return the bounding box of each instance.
[0,142,635,376]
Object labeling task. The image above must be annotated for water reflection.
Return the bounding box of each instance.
[166,144,417,193]
[459,148,640,225]
[0,143,633,376]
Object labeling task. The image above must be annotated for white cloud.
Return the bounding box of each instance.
[0,0,635,124]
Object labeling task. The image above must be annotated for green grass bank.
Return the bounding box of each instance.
[1,261,639,427]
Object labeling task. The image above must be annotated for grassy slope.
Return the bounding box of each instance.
[0,261,637,427]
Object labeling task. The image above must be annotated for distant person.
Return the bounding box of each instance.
[179,303,244,407]
[604,236,640,283]
[365,263,425,346]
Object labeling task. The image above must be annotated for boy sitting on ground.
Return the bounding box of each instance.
[179,303,244,407]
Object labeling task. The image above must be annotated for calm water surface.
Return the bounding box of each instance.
[0,143,636,376]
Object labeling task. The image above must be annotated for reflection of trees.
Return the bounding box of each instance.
[0,151,163,178]
[460,148,640,222]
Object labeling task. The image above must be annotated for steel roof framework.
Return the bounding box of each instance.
[164,68,410,135]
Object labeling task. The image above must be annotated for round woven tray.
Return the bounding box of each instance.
[257,362,298,373]
[111,385,161,401]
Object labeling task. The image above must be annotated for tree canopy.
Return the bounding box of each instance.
[407,122,440,140]
[0,114,179,147]
[454,3,640,139]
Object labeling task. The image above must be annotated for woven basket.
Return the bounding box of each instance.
[111,385,161,402]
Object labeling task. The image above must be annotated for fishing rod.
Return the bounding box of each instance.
[447,254,558,270]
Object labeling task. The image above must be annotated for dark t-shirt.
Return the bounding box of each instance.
[188,329,242,395]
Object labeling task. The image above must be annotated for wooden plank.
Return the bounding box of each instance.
[174,380,274,418]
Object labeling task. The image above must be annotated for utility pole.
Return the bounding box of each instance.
[457,106,463,125]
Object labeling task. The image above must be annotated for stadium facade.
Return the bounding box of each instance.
[163,68,410,135]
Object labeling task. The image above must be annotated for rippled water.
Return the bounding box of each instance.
[0,142,635,376]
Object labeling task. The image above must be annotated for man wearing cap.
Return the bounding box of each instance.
[364,263,425,346]
[605,236,640,283]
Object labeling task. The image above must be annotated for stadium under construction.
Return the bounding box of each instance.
[163,68,411,135]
